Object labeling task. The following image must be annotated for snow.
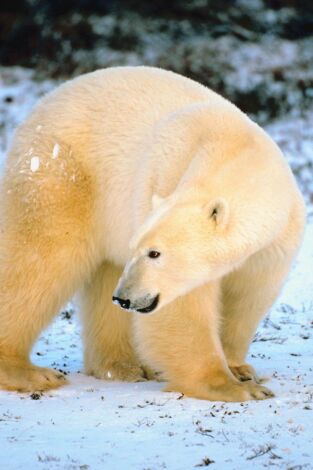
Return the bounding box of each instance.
[30,156,40,172]
[52,143,60,159]
[0,67,56,172]
[0,66,312,469]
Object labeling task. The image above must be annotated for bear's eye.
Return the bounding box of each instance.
[148,250,161,259]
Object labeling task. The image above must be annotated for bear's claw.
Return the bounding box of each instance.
[229,363,261,383]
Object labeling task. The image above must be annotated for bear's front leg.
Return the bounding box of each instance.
[133,282,274,402]
[221,243,300,386]
[81,262,158,382]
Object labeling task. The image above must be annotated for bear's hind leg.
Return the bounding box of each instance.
[0,137,97,391]
[81,262,155,382]
[0,231,96,392]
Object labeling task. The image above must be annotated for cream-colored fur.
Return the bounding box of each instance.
[0,67,305,400]
[81,261,155,381]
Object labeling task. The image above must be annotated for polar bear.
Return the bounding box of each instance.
[0,67,305,401]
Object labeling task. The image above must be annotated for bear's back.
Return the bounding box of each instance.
[21,67,231,145]
[6,67,244,265]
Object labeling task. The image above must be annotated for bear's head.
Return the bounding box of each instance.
[113,192,236,314]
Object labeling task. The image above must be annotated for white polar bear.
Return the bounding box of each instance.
[0,67,305,401]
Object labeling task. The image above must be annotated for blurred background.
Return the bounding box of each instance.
[0,0,312,206]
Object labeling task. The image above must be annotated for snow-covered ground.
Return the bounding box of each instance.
[0,67,312,469]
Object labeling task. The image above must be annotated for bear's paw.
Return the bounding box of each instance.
[229,363,261,383]
[164,378,274,402]
[0,359,67,392]
[87,361,159,383]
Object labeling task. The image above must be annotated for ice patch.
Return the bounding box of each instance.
[52,143,60,159]
[30,156,40,172]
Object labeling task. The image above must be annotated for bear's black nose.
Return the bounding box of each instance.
[112,296,131,310]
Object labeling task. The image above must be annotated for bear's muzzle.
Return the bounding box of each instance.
[112,294,159,314]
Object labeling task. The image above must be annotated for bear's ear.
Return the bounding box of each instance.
[205,198,229,229]
[151,194,165,210]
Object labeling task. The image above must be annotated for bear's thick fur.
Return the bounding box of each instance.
[0,67,305,400]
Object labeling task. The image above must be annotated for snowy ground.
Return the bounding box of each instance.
[0,68,312,469]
